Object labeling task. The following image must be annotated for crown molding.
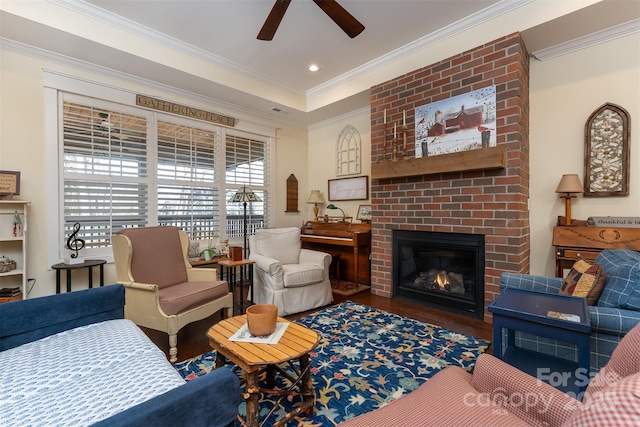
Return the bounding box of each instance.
[307,0,533,97]
[48,0,304,96]
[308,106,370,131]
[1,37,305,131]
[531,18,640,61]
[50,0,532,102]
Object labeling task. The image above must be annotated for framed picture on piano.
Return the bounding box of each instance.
[356,205,372,222]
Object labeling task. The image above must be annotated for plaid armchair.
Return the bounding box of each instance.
[500,249,640,372]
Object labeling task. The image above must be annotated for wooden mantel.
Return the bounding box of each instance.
[371,146,505,180]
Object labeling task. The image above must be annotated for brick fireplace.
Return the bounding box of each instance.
[369,33,530,322]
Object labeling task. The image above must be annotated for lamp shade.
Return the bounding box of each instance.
[228,186,262,203]
[555,174,584,194]
[307,190,324,204]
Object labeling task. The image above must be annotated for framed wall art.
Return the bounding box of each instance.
[584,103,630,197]
[328,176,369,201]
[414,85,496,158]
[0,171,20,196]
[356,205,372,222]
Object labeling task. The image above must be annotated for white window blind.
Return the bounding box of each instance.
[225,134,269,238]
[157,121,219,240]
[59,95,273,260]
[62,101,148,250]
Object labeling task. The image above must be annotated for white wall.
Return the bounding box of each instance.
[529,32,640,275]
[274,125,309,228]
[0,48,307,298]
[307,108,372,222]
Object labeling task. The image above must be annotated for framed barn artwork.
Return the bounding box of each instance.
[414,85,496,158]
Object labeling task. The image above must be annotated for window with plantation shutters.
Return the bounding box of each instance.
[57,93,272,261]
[225,134,269,238]
[62,101,149,251]
[157,121,219,240]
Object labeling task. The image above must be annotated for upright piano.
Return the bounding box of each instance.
[300,221,371,286]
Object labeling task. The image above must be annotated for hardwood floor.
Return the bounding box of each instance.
[142,292,493,363]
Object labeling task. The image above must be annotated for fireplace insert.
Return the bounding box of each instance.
[392,230,484,318]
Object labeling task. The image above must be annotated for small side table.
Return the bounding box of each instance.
[207,315,319,427]
[489,288,591,396]
[51,259,106,294]
[189,255,228,269]
[218,258,255,314]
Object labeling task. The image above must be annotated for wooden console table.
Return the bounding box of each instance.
[552,221,640,277]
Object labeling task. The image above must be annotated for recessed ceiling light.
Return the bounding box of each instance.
[308,64,319,72]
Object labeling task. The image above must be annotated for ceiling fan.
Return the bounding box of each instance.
[258,0,365,41]
[93,112,129,140]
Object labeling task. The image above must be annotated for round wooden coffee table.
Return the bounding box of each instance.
[207,315,319,427]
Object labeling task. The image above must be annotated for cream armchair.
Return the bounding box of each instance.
[111,226,232,362]
[249,227,333,316]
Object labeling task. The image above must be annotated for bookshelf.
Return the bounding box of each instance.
[0,200,29,301]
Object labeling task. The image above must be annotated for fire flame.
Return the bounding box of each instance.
[435,271,449,289]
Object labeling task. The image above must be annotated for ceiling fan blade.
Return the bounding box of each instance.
[313,0,365,38]
[257,0,292,41]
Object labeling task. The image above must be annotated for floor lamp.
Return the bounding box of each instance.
[228,186,262,258]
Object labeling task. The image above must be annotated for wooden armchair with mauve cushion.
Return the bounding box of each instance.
[112,226,232,362]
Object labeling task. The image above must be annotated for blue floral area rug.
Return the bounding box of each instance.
[174,301,490,426]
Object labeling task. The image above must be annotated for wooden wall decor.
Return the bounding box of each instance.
[336,124,361,176]
[286,174,299,212]
[584,103,630,197]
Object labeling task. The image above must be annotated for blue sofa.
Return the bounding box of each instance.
[500,249,640,373]
[0,284,241,427]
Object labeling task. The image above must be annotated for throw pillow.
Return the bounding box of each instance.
[559,259,606,305]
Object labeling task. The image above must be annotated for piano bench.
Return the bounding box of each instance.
[328,253,341,281]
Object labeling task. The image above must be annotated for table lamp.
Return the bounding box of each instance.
[228,186,262,258]
[326,204,346,222]
[555,174,583,226]
[307,190,324,221]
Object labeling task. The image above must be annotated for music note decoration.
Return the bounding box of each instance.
[66,222,86,260]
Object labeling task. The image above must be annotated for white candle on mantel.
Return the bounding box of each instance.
[383,109,386,124]
[403,110,406,126]
[394,123,396,138]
